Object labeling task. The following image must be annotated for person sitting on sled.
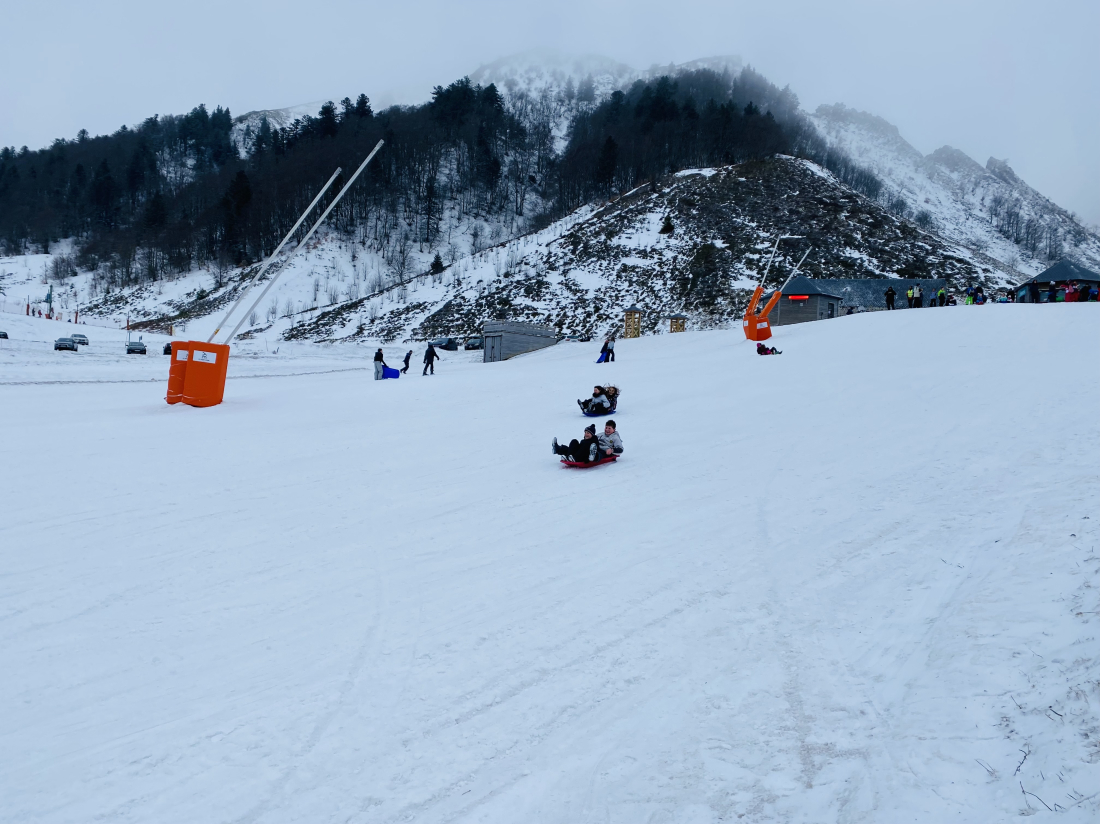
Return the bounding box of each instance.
[598,420,624,456]
[579,386,611,414]
[553,423,602,462]
[756,342,782,355]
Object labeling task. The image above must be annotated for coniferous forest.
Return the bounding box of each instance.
[0,68,882,291]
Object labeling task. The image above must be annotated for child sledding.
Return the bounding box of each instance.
[553,420,624,467]
[578,385,619,416]
[757,343,782,355]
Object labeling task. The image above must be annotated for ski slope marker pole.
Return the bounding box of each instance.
[207,167,343,343]
[224,139,384,345]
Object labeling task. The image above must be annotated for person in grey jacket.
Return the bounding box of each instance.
[373,348,387,380]
[598,420,623,456]
[579,386,611,413]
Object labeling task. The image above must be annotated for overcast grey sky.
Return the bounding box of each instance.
[3,0,1097,225]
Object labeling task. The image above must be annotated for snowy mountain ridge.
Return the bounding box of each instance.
[811,103,1100,277]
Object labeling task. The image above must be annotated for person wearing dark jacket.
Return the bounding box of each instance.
[423,343,440,375]
[401,350,412,374]
[884,286,896,310]
[553,424,602,462]
[757,343,782,355]
[373,348,387,380]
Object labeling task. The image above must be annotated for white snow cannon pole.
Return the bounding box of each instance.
[224,139,384,345]
[778,247,812,292]
[759,234,803,288]
[207,167,343,343]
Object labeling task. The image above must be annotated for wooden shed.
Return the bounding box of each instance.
[623,306,643,338]
[669,313,687,333]
[770,276,843,326]
[482,321,557,363]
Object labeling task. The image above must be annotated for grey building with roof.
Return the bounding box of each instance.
[1015,260,1100,303]
[482,321,557,362]
[768,276,844,326]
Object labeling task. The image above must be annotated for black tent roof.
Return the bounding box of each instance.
[1018,260,1100,287]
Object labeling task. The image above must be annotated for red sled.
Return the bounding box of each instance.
[560,454,619,468]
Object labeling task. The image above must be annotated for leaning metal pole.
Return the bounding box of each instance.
[207,167,343,343]
[224,139,384,345]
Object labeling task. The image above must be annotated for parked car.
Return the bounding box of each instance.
[0,331,8,339]
[163,342,173,355]
[126,340,147,355]
[563,334,592,342]
[70,333,89,345]
[430,336,460,351]
[464,336,483,350]
[54,337,78,351]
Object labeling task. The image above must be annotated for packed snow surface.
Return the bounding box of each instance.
[2,305,1098,822]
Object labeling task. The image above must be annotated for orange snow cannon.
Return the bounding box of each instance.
[180,341,231,408]
[743,284,782,342]
[165,342,189,404]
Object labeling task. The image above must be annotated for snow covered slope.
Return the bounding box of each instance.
[2,304,1097,822]
[811,104,1100,277]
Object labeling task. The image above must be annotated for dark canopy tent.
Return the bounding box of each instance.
[1016,261,1100,303]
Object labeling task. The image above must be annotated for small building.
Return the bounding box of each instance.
[623,306,643,338]
[1016,260,1100,303]
[482,321,557,362]
[769,276,843,326]
[669,313,687,333]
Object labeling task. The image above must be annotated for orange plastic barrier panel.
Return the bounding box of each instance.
[181,341,231,407]
[166,342,188,404]
[742,286,782,342]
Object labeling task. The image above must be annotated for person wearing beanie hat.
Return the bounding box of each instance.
[552,423,601,462]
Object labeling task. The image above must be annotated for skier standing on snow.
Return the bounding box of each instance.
[401,350,412,374]
[552,424,602,462]
[373,348,387,380]
[423,343,441,375]
[884,285,896,310]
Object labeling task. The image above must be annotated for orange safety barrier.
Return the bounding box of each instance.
[180,341,231,407]
[742,284,782,342]
[166,342,189,404]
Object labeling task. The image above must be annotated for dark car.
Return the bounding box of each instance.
[54,337,78,351]
[126,340,147,355]
[71,333,89,346]
[0,331,8,339]
[430,336,460,351]
[163,342,174,355]
[464,336,483,350]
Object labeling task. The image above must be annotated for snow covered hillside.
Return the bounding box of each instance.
[811,104,1100,277]
[2,304,1097,822]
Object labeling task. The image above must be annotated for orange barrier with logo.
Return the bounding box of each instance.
[742,285,782,342]
[166,342,188,404]
[180,341,230,407]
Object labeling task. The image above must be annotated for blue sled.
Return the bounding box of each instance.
[596,352,607,363]
[382,366,400,379]
[583,407,617,417]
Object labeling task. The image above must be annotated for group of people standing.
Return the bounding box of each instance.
[883,284,951,309]
[373,343,443,379]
